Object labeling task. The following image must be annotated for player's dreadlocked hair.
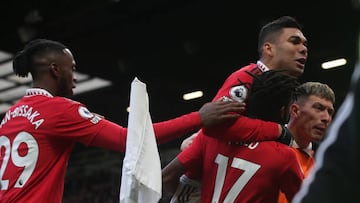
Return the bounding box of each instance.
[12,39,67,77]
[245,70,299,124]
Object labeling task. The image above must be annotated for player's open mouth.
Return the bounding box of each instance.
[295,58,306,68]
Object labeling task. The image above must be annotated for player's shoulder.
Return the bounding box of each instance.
[228,63,258,76]
[261,141,295,154]
[42,97,87,118]
[272,142,298,158]
[52,96,82,107]
[50,97,102,124]
[224,63,259,85]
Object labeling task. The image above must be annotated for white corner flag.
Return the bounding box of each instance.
[119,77,162,203]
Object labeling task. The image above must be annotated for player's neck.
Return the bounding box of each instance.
[32,80,57,96]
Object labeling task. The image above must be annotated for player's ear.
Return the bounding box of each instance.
[263,42,274,57]
[289,103,300,118]
[49,62,61,78]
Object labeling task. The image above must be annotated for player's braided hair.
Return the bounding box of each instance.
[245,70,299,124]
[12,39,67,77]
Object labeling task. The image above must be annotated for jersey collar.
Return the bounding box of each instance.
[25,88,54,98]
[292,141,314,157]
[256,60,270,72]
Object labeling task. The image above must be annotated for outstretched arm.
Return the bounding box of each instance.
[153,100,245,144]
[202,116,282,142]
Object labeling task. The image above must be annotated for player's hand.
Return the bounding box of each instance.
[198,100,245,128]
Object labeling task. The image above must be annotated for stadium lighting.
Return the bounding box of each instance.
[182,91,203,100]
[0,51,113,115]
[321,58,347,69]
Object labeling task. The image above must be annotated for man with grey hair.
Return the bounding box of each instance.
[278,81,335,203]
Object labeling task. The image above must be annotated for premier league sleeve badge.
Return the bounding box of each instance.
[229,85,248,102]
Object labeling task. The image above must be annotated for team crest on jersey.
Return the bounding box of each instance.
[229,85,248,102]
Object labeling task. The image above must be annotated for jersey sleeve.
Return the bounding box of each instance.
[89,111,202,150]
[153,112,202,144]
[212,64,255,101]
[177,131,205,179]
[278,147,304,201]
[202,116,281,142]
[53,100,128,152]
[54,99,202,150]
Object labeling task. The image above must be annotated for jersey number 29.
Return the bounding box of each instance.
[0,131,39,190]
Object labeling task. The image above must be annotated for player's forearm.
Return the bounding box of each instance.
[202,115,281,142]
[162,158,187,194]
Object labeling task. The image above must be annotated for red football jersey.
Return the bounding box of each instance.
[0,88,202,203]
[178,131,304,203]
[204,62,280,142]
[278,147,315,203]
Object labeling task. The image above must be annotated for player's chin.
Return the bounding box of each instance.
[313,132,325,141]
[295,62,305,72]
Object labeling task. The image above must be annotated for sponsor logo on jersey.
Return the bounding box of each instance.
[229,85,248,102]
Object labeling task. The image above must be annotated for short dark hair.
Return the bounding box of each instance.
[258,16,303,57]
[13,39,67,77]
[245,70,299,124]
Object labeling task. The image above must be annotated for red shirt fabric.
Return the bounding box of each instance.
[0,88,202,203]
[203,63,280,142]
[278,147,315,203]
[178,131,304,203]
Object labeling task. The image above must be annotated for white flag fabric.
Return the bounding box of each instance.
[119,77,162,203]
